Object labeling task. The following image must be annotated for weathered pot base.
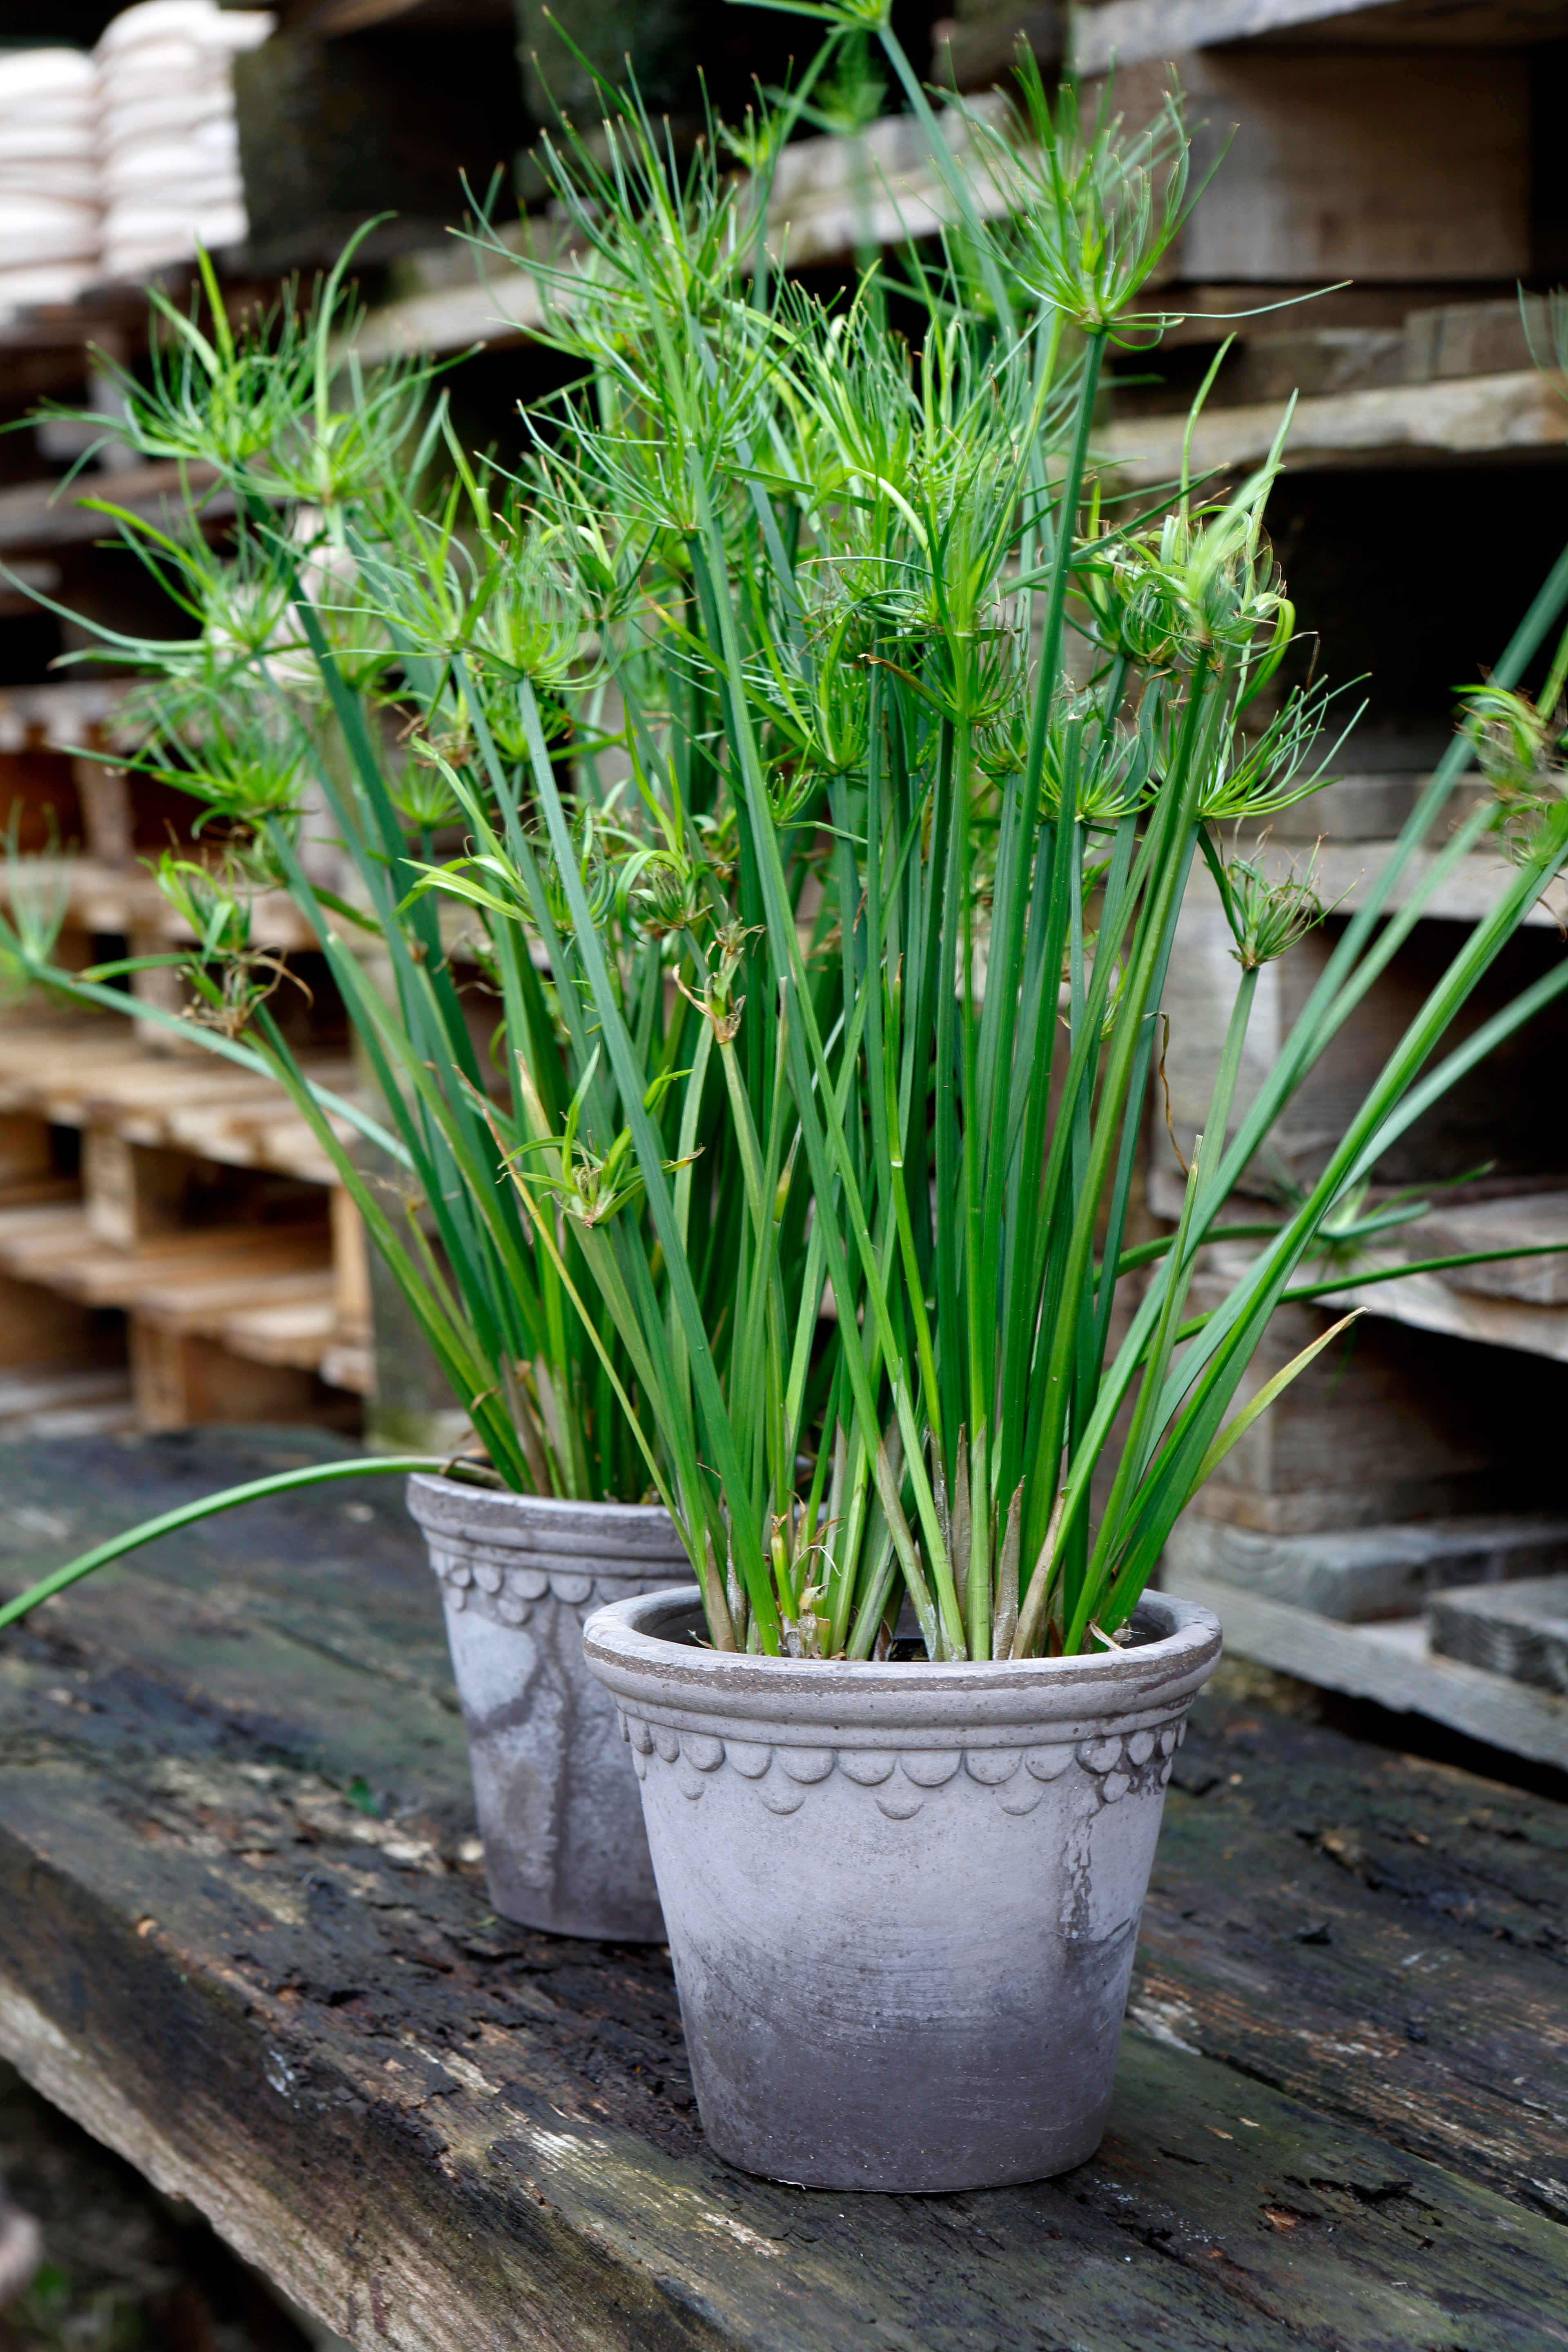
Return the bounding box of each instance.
[406,1477,689,1941]
[585,1588,1222,2188]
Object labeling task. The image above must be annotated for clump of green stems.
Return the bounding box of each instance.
[3,229,797,1512]
[4,2,1568,1660]
[456,13,1568,1664]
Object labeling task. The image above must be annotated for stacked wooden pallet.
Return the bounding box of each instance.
[0,601,380,1431]
[0,1012,372,1437]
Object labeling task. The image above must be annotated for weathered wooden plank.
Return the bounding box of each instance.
[0,463,229,555]
[1431,1575,1568,1692]
[1132,1674,1568,2219]
[2,1668,1564,2350]
[0,1434,1565,2352]
[1172,49,1528,286]
[0,1362,133,1440]
[359,107,1015,365]
[1245,837,1568,930]
[0,1022,353,1181]
[1071,0,1568,74]
[1410,1192,1568,1306]
[1167,1564,1568,1772]
[1316,1255,1568,1364]
[0,860,318,953]
[0,681,134,752]
[1102,368,1568,486]
[1166,1511,1568,1621]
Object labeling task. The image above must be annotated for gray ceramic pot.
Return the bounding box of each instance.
[406,1475,690,1941]
[584,1586,1222,2189]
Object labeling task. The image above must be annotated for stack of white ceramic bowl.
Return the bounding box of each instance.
[97,0,273,283]
[0,49,102,321]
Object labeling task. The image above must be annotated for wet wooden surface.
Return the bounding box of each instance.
[0,1430,1565,2352]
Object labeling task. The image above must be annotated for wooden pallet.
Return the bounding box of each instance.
[0,285,422,1445]
[0,1019,374,1430]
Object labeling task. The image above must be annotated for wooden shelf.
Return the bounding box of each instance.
[1071,0,1568,75]
[1102,368,1568,486]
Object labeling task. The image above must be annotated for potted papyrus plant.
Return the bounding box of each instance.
[448,26,1568,2185]
[7,6,1568,2180]
[0,230,811,1940]
[0,27,911,1936]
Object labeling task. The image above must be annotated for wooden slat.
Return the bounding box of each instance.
[1167,1508,1568,1622]
[62,1234,333,1312]
[129,1264,337,1333]
[217,1290,341,1370]
[0,1203,98,1271]
[1071,0,1568,73]
[1102,368,1568,487]
[1316,1254,1568,1365]
[0,1363,134,1438]
[0,463,229,556]
[1166,1564,1568,1769]
[1409,1191,1568,1305]
[0,1024,356,1183]
[0,1209,331,1308]
[359,105,1013,364]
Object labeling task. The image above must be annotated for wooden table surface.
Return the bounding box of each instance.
[0,1431,1565,2352]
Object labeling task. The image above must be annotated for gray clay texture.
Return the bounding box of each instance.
[407,1476,689,1940]
[585,1586,1223,2189]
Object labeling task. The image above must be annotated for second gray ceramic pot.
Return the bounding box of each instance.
[406,1474,690,1940]
[584,1586,1222,2189]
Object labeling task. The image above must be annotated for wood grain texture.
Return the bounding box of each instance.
[1102,370,1568,485]
[0,1432,1564,2351]
[1071,0,1568,74]
[1170,1566,1568,1772]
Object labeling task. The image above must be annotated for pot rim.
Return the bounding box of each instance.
[583,1584,1221,1739]
[406,1472,690,1562]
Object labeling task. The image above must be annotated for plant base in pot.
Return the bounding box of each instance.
[407,1476,690,1941]
[584,1586,1221,2189]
